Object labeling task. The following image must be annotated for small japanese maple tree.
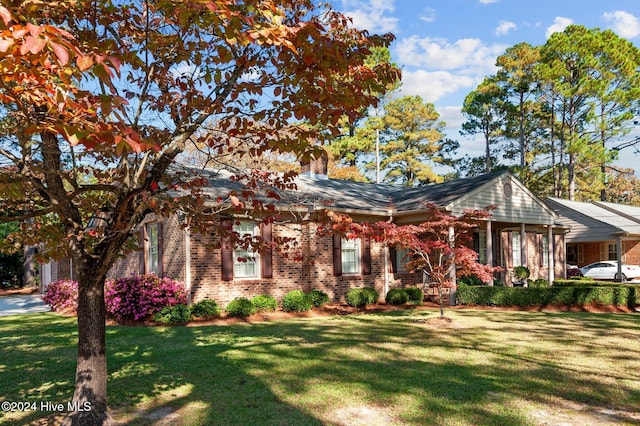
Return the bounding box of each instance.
[376,204,498,318]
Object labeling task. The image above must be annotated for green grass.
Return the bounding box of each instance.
[1,309,639,425]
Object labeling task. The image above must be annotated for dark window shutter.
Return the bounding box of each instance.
[332,234,342,276]
[507,231,513,269]
[362,238,371,275]
[389,246,398,274]
[260,222,273,279]
[157,222,164,277]
[221,219,234,281]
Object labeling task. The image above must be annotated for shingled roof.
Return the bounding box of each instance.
[182,166,512,215]
[545,198,640,242]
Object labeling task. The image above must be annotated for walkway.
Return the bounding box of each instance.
[0,294,49,316]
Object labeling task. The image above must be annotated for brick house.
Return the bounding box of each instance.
[545,198,640,276]
[42,167,569,306]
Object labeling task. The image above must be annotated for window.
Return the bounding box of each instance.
[608,243,618,261]
[478,230,487,264]
[541,234,549,267]
[341,238,361,274]
[233,221,259,279]
[332,235,371,276]
[512,231,521,267]
[567,244,583,263]
[221,219,272,281]
[395,247,411,273]
[143,222,162,275]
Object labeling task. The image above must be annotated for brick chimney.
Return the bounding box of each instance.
[300,148,329,180]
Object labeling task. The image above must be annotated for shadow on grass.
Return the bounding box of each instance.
[1,309,639,425]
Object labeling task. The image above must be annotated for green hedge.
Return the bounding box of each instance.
[554,279,618,287]
[456,285,637,308]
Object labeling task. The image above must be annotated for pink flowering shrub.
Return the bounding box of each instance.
[42,279,78,313]
[104,274,187,321]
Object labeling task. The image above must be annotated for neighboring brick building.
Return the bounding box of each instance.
[546,198,640,276]
[43,168,570,307]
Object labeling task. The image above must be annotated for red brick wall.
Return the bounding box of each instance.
[189,221,415,307]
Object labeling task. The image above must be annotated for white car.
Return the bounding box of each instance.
[579,261,640,281]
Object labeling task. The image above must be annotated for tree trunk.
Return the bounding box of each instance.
[65,263,111,425]
[437,286,445,318]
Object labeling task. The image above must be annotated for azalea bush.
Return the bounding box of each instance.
[104,274,187,321]
[42,279,78,313]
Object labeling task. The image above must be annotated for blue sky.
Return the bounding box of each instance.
[331,0,640,172]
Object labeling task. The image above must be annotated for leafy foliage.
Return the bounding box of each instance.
[251,295,278,312]
[456,285,636,308]
[385,288,409,305]
[42,280,79,313]
[282,290,313,312]
[404,287,424,305]
[154,304,192,325]
[308,290,330,308]
[225,297,257,318]
[104,275,187,321]
[0,0,400,417]
[190,299,221,319]
[345,287,378,308]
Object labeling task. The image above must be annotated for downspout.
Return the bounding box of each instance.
[179,211,192,304]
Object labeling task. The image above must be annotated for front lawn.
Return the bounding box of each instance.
[1,309,639,425]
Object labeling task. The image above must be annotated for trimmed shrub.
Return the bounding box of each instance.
[191,299,221,319]
[282,290,313,312]
[529,279,549,288]
[42,279,78,313]
[456,285,636,308]
[554,279,613,287]
[385,288,409,305]
[105,274,187,321]
[309,290,330,308]
[361,287,379,305]
[345,288,367,308]
[251,294,277,312]
[405,287,424,305]
[458,275,484,286]
[154,304,192,324]
[225,297,257,317]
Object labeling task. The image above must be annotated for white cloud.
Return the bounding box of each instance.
[420,7,436,23]
[341,0,398,33]
[479,0,498,4]
[394,36,506,73]
[546,17,573,38]
[495,20,516,36]
[398,70,477,103]
[602,10,640,39]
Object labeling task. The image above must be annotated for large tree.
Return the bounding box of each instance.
[0,2,399,423]
[537,25,640,200]
[460,77,507,174]
[377,95,451,186]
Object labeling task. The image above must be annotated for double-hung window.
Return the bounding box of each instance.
[512,231,521,267]
[395,247,411,273]
[341,238,361,275]
[142,222,162,276]
[233,221,259,279]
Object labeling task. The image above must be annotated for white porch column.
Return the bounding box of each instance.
[520,223,527,267]
[547,226,554,285]
[485,220,494,286]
